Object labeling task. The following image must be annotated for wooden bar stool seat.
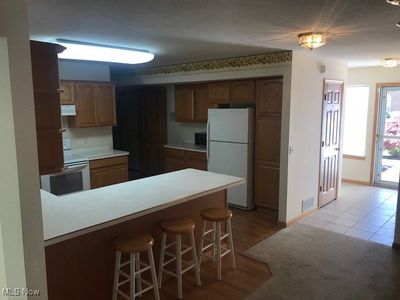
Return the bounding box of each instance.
[112,234,160,300]
[158,218,201,299]
[201,207,233,222]
[161,218,195,234]
[198,207,236,281]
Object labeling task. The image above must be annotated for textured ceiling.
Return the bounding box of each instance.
[28,0,400,70]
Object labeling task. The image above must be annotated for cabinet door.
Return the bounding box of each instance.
[256,79,283,117]
[175,85,195,122]
[195,84,209,123]
[255,164,280,209]
[256,117,281,166]
[59,81,75,105]
[95,83,116,126]
[184,150,207,171]
[230,80,255,104]
[74,83,96,127]
[209,81,230,105]
[165,148,185,172]
[90,156,128,189]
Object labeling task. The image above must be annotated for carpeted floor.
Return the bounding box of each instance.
[244,223,400,300]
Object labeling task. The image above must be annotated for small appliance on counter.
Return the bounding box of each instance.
[195,132,207,147]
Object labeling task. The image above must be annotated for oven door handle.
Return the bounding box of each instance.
[63,163,89,172]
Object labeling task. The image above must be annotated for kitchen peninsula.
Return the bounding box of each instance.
[41,168,245,300]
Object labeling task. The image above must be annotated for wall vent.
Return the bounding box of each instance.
[302,197,315,213]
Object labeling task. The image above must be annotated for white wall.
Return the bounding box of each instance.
[59,60,113,150]
[117,62,292,222]
[0,1,48,298]
[286,51,348,222]
[165,85,207,143]
[343,66,400,183]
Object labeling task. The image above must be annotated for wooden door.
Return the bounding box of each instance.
[230,80,255,104]
[30,41,65,175]
[138,88,167,176]
[209,81,230,105]
[95,83,116,126]
[165,148,185,172]
[184,150,207,171]
[59,81,75,105]
[175,85,195,122]
[195,84,209,123]
[73,83,96,127]
[319,80,344,207]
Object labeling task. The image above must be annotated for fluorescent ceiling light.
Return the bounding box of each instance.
[57,40,154,64]
[387,0,400,6]
[382,58,398,68]
[298,32,326,50]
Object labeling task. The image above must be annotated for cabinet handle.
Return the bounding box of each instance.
[59,128,66,133]
[57,88,64,93]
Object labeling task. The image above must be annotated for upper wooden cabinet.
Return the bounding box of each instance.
[256,79,283,116]
[230,80,255,104]
[30,41,65,175]
[209,81,230,105]
[66,81,117,128]
[59,80,75,104]
[175,84,210,123]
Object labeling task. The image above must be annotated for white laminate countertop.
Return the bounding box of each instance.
[64,148,129,164]
[41,169,245,245]
[164,143,206,153]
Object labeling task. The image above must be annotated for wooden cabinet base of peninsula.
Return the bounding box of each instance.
[44,190,227,300]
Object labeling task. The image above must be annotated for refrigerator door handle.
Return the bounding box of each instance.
[207,118,210,161]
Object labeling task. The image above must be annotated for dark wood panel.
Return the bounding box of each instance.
[255,164,280,209]
[36,130,64,175]
[195,83,209,123]
[230,80,255,104]
[256,117,281,166]
[95,83,116,126]
[209,81,230,105]
[45,190,227,300]
[256,79,283,116]
[175,85,195,122]
[71,82,96,127]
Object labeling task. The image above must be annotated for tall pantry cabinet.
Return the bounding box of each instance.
[255,79,283,210]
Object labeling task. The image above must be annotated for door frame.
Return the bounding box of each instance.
[318,79,345,208]
[370,82,400,187]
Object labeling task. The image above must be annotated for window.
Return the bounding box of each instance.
[343,86,369,157]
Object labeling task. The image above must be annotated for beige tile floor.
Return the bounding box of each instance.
[299,183,398,246]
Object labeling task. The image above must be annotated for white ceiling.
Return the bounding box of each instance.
[28,0,400,69]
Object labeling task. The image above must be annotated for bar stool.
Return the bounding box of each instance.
[112,234,160,300]
[158,218,201,299]
[198,207,236,280]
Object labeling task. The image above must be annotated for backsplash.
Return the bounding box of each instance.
[62,118,113,150]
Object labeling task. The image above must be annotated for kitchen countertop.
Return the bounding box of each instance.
[64,148,129,164]
[41,169,244,245]
[164,143,206,153]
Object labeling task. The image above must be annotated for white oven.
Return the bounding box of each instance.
[40,160,90,195]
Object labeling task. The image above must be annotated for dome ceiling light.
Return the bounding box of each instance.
[382,58,398,68]
[387,0,400,6]
[298,32,327,50]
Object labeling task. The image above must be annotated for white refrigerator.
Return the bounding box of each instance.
[207,108,254,210]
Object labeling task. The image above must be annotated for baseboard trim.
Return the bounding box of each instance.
[278,208,318,228]
[393,242,400,250]
[342,179,370,186]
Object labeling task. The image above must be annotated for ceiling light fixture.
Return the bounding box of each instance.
[387,0,400,6]
[56,40,154,64]
[298,32,326,50]
[382,58,398,68]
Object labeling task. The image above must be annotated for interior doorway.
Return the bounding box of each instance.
[319,79,344,207]
[374,86,400,189]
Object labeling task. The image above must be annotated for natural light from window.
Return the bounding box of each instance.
[343,86,369,157]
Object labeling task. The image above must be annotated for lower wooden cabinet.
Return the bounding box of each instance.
[90,156,128,189]
[165,148,207,172]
